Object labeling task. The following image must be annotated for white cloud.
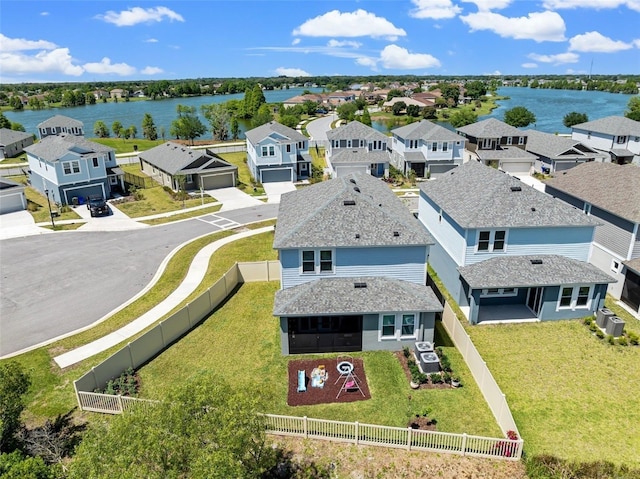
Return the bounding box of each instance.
[460,10,566,42]
[0,33,57,52]
[83,57,136,75]
[379,44,441,69]
[461,0,513,11]
[97,6,184,27]
[275,67,311,77]
[409,0,462,19]
[528,52,579,64]
[569,31,635,52]
[542,0,640,12]
[141,66,163,75]
[144,38,159,43]
[486,70,502,75]
[522,62,538,68]
[40,11,49,16]
[327,39,362,48]
[356,56,379,68]
[292,38,301,46]
[292,9,406,40]
[0,48,84,76]
[634,39,640,48]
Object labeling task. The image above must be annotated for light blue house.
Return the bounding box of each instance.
[25,134,123,205]
[244,121,311,183]
[273,172,442,355]
[418,161,615,324]
[325,121,390,178]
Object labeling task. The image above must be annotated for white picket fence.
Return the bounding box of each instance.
[75,392,522,460]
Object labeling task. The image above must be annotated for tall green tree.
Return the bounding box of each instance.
[360,107,372,126]
[0,113,10,129]
[625,96,640,121]
[170,105,207,145]
[141,113,158,140]
[0,361,31,451]
[248,84,266,116]
[465,80,487,99]
[111,121,123,138]
[68,373,278,479]
[563,112,588,128]
[230,117,240,140]
[504,106,536,127]
[251,103,273,128]
[450,109,478,128]
[201,103,230,141]
[127,125,137,139]
[93,121,109,138]
[336,102,358,121]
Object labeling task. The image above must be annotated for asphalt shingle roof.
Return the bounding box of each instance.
[37,115,83,129]
[457,118,526,138]
[0,128,32,145]
[545,162,640,223]
[524,129,598,159]
[326,121,388,142]
[329,149,390,165]
[392,120,466,142]
[475,147,537,161]
[458,255,615,289]
[572,116,640,136]
[24,134,113,162]
[138,142,235,175]
[419,160,598,229]
[624,258,640,275]
[244,121,307,145]
[273,276,443,316]
[273,172,433,248]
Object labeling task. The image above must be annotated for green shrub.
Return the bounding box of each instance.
[618,336,629,346]
[627,331,639,345]
[439,355,451,372]
[583,316,594,326]
[402,346,410,358]
[607,334,616,345]
[95,367,140,397]
[429,373,443,384]
[595,329,605,339]
[589,323,598,332]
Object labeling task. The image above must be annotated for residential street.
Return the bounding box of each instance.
[0,203,279,357]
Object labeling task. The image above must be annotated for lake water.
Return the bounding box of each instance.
[4,86,637,138]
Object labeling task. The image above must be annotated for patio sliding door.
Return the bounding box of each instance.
[527,287,543,316]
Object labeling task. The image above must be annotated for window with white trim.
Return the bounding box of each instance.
[506,137,513,145]
[481,288,518,297]
[442,142,448,152]
[302,250,315,273]
[62,161,80,175]
[557,285,592,310]
[481,138,492,149]
[611,259,620,273]
[286,144,291,153]
[92,157,99,168]
[379,313,418,340]
[381,315,395,338]
[477,230,507,252]
[432,142,438,152]
[300,249,334,274]
[617,136,627,144]
[261,146,276,157]
[319,250,333,272]
[185,174,193,183]
[518,137,525,145]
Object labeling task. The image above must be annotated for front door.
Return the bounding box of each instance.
[527,287,543,316]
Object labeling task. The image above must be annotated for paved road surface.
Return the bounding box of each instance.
[0,203,279,357]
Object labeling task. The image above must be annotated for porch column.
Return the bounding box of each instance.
[468,290,480,325]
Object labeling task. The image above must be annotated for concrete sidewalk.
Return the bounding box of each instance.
[54,226,274,368]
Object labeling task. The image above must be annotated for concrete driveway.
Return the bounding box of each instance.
[0,210,51,240]
[263,182,296,203]
[77,201,148,231]
[208,187,263,211]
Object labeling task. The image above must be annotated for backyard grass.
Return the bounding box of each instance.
[466,316,640,467]
[309,145,326,171]
[91,137,165,154]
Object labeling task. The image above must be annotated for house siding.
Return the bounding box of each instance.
[590,244,624,299]
[590,205,635,258]
[279,246,428,289]
[362,312,435,351]
[428,240,468,307]
[632,235,640,259]
[572,129,612,151]
[418,191,466,265]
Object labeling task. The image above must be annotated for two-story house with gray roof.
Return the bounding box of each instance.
[570,116,640,165]
[245,121,311,183]
[25,134,122,205]
[391,120,466,178]
[418,161,614,324]
[524,129,605,174]
[138,141,238,191]
[37,115,84,140]
[0,128,34,159]
[545,162,640,316]
[456,118,537,176]
[325,121,390,179]
[273,172,442,355]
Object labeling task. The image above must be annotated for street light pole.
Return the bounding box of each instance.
[44,188,56,229]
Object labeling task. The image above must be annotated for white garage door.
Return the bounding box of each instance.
[261,168,293,183]
[0,192,26,214]
[502,162,532,175]
[336,165,367,177]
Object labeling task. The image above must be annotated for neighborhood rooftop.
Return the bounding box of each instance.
[139,141,234,175]
[524,129,599,159]
[329,149,390,165]
[326,120,388,142]
[37,114,84,129]
[456,118,526,138]
[244,120,307,145]
[458,255,616,289]
[392,119,466,142]
[419,161,599,229]
[24,134,112,162]
[273,172,433,248]
[545,162,640,224]
[571,115,640,136]
[274,276,442,316]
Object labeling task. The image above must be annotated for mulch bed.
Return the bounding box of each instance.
[287,358,371,406]
[394,350,452,390]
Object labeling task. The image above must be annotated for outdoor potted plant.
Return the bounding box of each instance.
[451,376,461,388]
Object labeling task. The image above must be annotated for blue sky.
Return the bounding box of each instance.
[1,0,639,83]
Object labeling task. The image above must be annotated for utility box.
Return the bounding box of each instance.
[596,308,614,328]
[605,316,625,337]
[419,352,440,374]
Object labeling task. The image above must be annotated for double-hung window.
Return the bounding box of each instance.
[63,161,80,175]
[558,285,592,310]
[92,157,99,168]
[302,251,315,273]
[319,250,333,272]
[379,313,418,340]
[477,230,506,252]
[432,142,438,152]
[301,249,334,274]
[381,315,395,338]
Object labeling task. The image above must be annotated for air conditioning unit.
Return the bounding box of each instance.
[414,341,434,355]
[596,308,614,328]
[605,316,625,337]
[419,352,440,374]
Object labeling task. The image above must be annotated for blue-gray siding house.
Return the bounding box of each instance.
[418,161,615,324]
[325,121,390,178]
[273,172,442,355]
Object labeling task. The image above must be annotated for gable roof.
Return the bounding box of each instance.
[37,115,83,129]
[392,120,466,142]
[0,177,25,190]
[458,255,615,289]
[24,134,112,162]
[273,172,433,248]
[524,130,600,159]
[0,128,32,145]
[274,276,443,316]
[139,142,235,175]
[419,161,597,229]
[244,121,307,145]
[457,118,525,139]
[329,149,390,165]
[545,162,640,224]
[326,121,388,142]
[571,116,640,136]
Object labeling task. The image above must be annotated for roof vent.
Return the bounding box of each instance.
[510,186,522,192]
[355,233,360,239]
[343,199,356,206]
[393,231,400,237]
[353,186,360,193]
[354,282,367,289]
[530,259,543,265]
[531,207,536,212]
[349,178,357,184]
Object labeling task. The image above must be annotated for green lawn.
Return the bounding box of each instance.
[466,316,640,466]
[217,151,265,196]
[91,137,165,154]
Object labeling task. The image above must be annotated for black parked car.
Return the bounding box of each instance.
[87,195,109,217]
